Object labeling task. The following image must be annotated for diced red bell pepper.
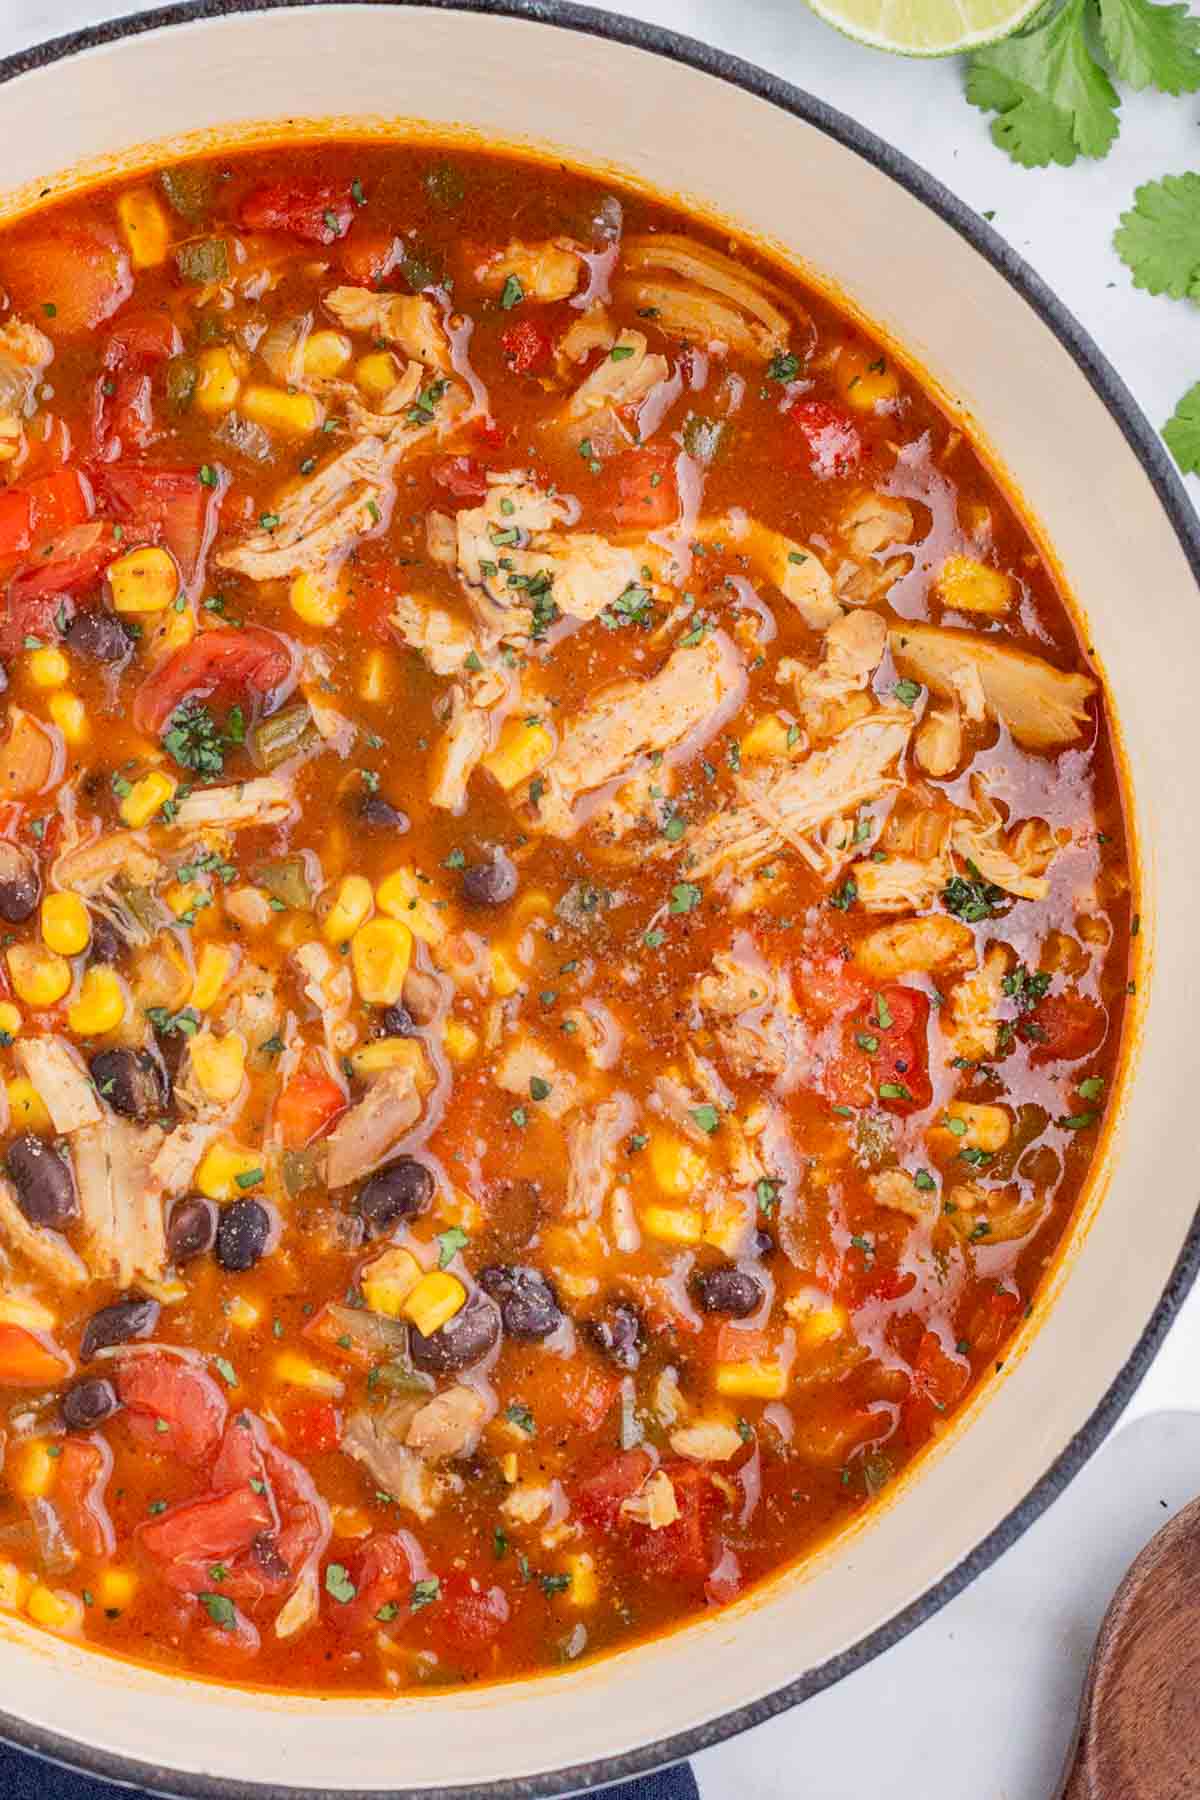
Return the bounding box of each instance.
[132,624,297,737]
[90,461,226,593]
[601,445,679,531]
[429,455,489,505]
[900,1328,969,1447]
[55,1435,116,1560]
[238,181,356,246]
[275,1063,346,1150]
[115,1352,228,1467]
[0,1321,72,1387]
[500,318,553,375]
[0,470,92,565]
[1,223,133,336]
[1026,990,1107,1064]
[787,398,863,479]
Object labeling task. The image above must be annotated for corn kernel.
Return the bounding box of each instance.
[226,1296,261,1330]
[0,1002,22,1040]
[443,1018,479,1063]
[563,1553,597,1608]
[5,1078,51,1133]
[0,1561,30,1610]
[641,1203,704,1246]
[356,350,403,401]
[289,570,347,629]
[714,1360,789,1400]
[26,1584,83,1634]
[929,1100,1011,1155]
[402,1271,467,1337]
[741,714,795,760]
[119,769,177,828]
[376,867,445,945]
[146,602,196,660]
[0,1296,55,1331]
[936,554,1012,616]
[6,945,71,1008]
[191,941,236,1011]
[302,330,353,378]
[194,346,242,415]
[482,718,554,792]
[164,879,209,921]
[357,648,393,704]
[241,385,323,437]
[25,646,69,689]
[47,692,87,744]
[323,874,373,945]
[837,345,901,411]
[67,966,126,1036]
[648,1132,707,1200]
[490,948,524,998]
[96,1569,137,1610]
[13,1441,57,1500]
[195,1141,264,1201]
[117,188,170,268]
[361,1247,422,1318]
[511,889,553,927]
[41,891,91,956]
[108,545,179,614]
[794,1302,847,1347]
[273,1351,344,1397]
[702,1196,751,1258]
[350,1037,424,1078]
[188,1029,247,1104]
[351,917,412,1006]
[331,1505,372,1539]
[499,1452,519,1483]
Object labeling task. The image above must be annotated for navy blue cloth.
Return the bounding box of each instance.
[0,1740,699,1799]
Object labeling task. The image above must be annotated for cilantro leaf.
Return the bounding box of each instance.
[1163,381,1200,473]
[967,0,1120,168]
[1114,173,1200,296]
[1097,0,1200,92]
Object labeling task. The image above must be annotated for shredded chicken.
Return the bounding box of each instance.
[565,1093,635,1220]
[851,850,951,915]
[890,623,1097,751]
[14,1038,101,1136]
[169,778,295,833]
[292,941,355,1058]
[406,1384,489,1461]
[150,1121,219,1199]
[613,234,796,359]
[474,239,584,304]
[324,1066,422,1190]
[668,1422,745,1462]
[342,1402,438,1521]
[854,915,976,981]
[217,437,395,583]
[835,492,914,605]
[559,329,670,434]
[52,832,164,947]
[950,778,1058,901]
[494,1037,579,1122]
[695,946,805,1081]
[944,944,1013,1062]
[784,609,888,740]
[72,1115,167,1286]
[534,633,743,838]
[868,1168,933,1219]
[0,1177,87,1286]
[429,688,492,813]
[620,1468,679,1528]
[323,286,451,370]
[390,592,484,676]
[696,516,840,630]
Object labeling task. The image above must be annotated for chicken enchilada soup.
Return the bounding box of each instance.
[0,141,1130,1690]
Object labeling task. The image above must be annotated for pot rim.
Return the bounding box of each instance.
[1,2,1199,1795]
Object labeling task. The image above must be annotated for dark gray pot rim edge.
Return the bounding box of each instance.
[1,1,1198,1795]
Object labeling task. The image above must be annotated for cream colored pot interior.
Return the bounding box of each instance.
[0,6,1198,1792]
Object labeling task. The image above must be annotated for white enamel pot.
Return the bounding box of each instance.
[1,4,1198,1794]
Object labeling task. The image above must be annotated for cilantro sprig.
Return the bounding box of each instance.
[1113,172,1200,473]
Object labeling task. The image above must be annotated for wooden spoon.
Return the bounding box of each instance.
[1060,1492,1200,1797]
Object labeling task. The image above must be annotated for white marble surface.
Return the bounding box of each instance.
[3,2,1200,1794]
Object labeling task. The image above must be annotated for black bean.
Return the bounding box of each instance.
[409,1291,501,1375]
[461,851,518,908]
[0,844,40,925]
[167,1194,219,1263]
[753,1228,776,1260]
[89,1048,169,1122]
[7,1135,77,1229]
[359,795,410,832]
[478,1264,562,1341]
[64,609,131,664]
[585,1300,644,1371]
[378,1004,417,1039]
[216,1198,271,1271]
[692,1266,763,1319]
[61,1377,119,1431]
[87,915,124,965]
[358,1158,434,1234]
[80,1295,160,1362]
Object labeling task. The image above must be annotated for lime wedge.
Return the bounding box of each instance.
[804,0,1043,56]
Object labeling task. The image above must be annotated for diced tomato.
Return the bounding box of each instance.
[90,462,226,593]
[326,1530,421,1634]
[472,415,507,451]
[424,1571,509,1654]
[115,1352,228,1466]
[238,181,355,246]
[339,231,401,284]
[1026,990,1107,1065]
[138,1486,275,1592]
[967,1285,1023,1361]
[275,1062,346,1150]
[827,983,932,1115]
[55,1435,116,1560]
[792,955,870,1026]
[283,1401,342,1456]
[573,1449,653,1532]
[625,1463,719,1584]
[132,624,298,737]
[786,398,863,479]
[4,521,124,655]
[92,309,183,457]
[0,1321,72,1387]
[900,1328,968,1447]
[203,1412,329,1605]
[602,445,679,530]
[500,318,553,375]
[2,223,133,336]
[0,470,92,564]
[429,456,489,505]
[559,1364,621,1433]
